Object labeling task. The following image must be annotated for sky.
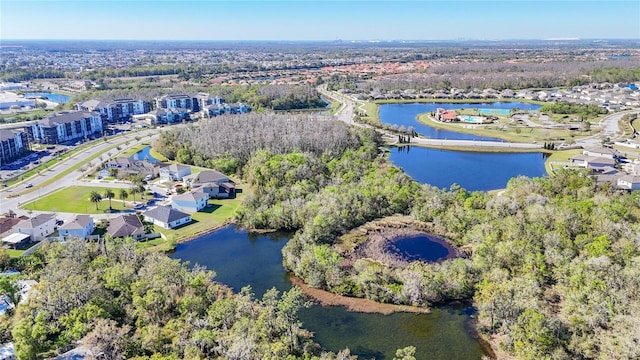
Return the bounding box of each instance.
[1,0,639,41]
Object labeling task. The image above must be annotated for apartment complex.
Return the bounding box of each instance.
[154,94,200,112]
[77,98,151,123]
[0,129,29,165]
[28,111,103,144]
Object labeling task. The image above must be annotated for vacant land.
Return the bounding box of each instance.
[23,186,133,214]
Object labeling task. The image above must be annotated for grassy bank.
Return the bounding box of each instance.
[23,186,133,214]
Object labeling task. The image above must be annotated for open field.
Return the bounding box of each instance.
[23,186,132,214]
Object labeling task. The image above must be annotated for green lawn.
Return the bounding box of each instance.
[154,191,246,241]
[545,149,583,174]
[23,186,135,214]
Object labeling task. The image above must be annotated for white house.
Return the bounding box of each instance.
[172,190,209,213]
[58,215,95,241]
[14,213,56,241]
[143,205,192,229]
[583,147,619,159]
[160,164,191,181]
[617,175,640,190]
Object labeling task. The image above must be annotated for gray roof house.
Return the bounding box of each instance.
[172,190,209,213]
[107,214,146,240]
[183,170,236,199]
[58,215,95,241]
[143,205,192,229]
[14,213,56,241]
[159,164,191,181]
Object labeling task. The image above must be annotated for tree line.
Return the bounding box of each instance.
[4,239,358,360]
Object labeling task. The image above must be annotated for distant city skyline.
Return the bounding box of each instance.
[2,1,639,41]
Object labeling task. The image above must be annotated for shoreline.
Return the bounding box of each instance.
[289,276,431,315]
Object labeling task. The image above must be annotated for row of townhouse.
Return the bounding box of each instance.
[0,129,30,166]
[76,92,247,124]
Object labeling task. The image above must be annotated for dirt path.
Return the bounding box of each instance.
[290,276,430,315]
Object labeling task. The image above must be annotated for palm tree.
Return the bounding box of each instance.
[130,186,139,204]
[118,189,128,206]
[89,191,102,210]
[103,189,115,210]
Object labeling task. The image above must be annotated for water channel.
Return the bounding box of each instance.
[23,92,71,104]
[172,226,487,359]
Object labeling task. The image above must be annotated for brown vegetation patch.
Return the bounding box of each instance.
[290,276,430,315]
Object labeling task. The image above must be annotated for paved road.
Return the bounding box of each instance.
[576,109,636,148]
[1,129,159,218]
[320,86,542,149]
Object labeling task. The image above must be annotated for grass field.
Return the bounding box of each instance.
[545,149,583,174]
[23,186,134,214]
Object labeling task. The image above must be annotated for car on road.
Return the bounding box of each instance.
[134,203,145,210]
[25,183,33,188]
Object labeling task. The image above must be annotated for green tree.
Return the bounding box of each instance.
[103,189,115,211]
[89,191,102,210]
[118,188,129,206]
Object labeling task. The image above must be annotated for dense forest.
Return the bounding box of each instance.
[152,113,640,359]
[540,103,608,118]
[153,113,359,174]
[2,239,361,360]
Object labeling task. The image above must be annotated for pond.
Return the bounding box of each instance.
[171,226,488,360]
[386,234,456,263]
[23,92,71,104]
[389,145,548,191]
[130,146,160,163]
[379,102,541,141]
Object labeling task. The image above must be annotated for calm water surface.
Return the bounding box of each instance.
[172,226,487,359]
[379,102,541,140]
[23,92,71,104]
[387,235,454,262]
[389,146,547,191]
[131,146,160,163]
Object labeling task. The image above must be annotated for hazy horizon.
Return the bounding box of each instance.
[2,1,639,41]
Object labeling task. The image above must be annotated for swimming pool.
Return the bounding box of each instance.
[459,115,487,123]
[478,108,510,115]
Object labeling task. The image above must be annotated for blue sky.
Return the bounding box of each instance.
[2,1,639,40]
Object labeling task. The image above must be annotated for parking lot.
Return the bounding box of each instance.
[0,147,67,182]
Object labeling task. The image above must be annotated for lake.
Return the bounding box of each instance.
[379,102,541,140]
[389,146,548,191]
[23,92,71,104]
[172,226,487,359]
[131,146,160,163]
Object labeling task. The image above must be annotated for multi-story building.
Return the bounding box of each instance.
[77,98,150,123]
[29,110,103,144]
[0,129,29,166]
[154,94,199,112]
[194,92,224,109]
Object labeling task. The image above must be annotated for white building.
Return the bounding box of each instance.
[29,111,103,144]
[160,164,191,181]
[14,213,56,241]
[0,92,35,110]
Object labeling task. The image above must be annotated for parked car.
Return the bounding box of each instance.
[134,203,145,210]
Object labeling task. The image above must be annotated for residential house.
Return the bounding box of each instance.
[103,158,162,179]
[0,215,27,237]
[228,103,251,114]
[0,129,29,166]
[58,215,95,241]
[172,190,209,213]
[107,214,146,240]
[143,205,192,229]
[183,170,236,199]
[583,147,619,159]
[617,175,640,190]
[14,213,56,241]
[570,154,617,172]
[28,111,103,144]
[160,164,191,181]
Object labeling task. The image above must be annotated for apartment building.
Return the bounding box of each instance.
[28,111,103,144]
[0,129,29,165]
[77,98,151,123]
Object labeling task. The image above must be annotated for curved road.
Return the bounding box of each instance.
[1,129,159,218]
[319,86,544,149]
